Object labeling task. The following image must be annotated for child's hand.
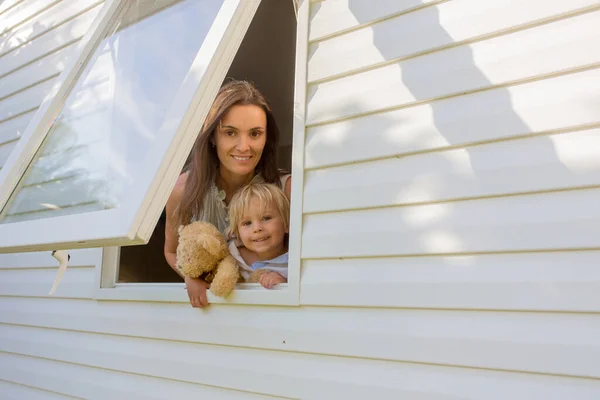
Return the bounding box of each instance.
[259,272,286,289]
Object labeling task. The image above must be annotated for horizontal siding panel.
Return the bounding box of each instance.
[304,128,600,213]
[305,67,600,169]
[0,248,99,298]
[0,379,78,400]
[0,4,102,76]
[308,0,600,82]
[2,298,600,379]
[0,78,56,122]
[0,1,22,16]
[0,0,59,32]
[300,252,600,311]
[1,325,600,399]
[0,42,75,99]
[0,247,101,269]
[0,353,278,400]
[302,189,600,258]
[0,138,17,167]
[308,0,441,41]
[306,11,600,125]
[0,110,34,144]
[0,0,101,55]
[0,266,95,298]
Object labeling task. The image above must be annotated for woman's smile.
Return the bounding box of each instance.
[231,155,253,162]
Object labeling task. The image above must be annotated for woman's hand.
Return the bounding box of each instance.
[259,272,286,289]
[185,276,210,308]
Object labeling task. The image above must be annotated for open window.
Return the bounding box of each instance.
[0,0,308,305]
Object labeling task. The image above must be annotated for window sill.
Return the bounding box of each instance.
[94,282,297,306]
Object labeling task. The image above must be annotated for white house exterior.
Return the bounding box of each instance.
[1,0,600,398]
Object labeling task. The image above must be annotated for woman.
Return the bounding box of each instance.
[164,80,291,308]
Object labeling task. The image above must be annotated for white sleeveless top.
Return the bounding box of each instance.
[193,173,290,236]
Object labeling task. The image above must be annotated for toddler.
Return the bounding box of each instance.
[227,183,289,289]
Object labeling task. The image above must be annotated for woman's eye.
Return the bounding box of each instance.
[250,130,263,138]
[225,130,236,136]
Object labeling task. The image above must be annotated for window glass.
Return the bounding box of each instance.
[0,0,224,223]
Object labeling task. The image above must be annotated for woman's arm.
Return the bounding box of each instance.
[164,173,187,275]
[164,173,211,308]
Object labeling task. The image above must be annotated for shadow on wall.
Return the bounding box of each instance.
[306,0,573,255]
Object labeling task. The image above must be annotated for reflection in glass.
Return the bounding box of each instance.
[0,0,223,223]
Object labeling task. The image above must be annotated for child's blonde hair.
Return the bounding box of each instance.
[227,183,290,239]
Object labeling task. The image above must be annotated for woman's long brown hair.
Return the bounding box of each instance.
[175,80,281,227]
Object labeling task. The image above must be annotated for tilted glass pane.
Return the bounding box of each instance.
[0,0,224,224]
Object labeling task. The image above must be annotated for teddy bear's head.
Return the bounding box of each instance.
[176,221,229,279]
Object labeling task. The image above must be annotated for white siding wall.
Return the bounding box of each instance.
[0,0,103,168]
[1,0,600,399]
[302,0,600,397]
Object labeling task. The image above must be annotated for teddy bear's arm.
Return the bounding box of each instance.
[209,255,239,297]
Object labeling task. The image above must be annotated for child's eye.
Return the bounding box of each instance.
[241,221,251,227]
[262,215,272,221]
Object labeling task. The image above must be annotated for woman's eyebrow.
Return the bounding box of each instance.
[221,125,265,131]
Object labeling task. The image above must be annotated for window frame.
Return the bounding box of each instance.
[91,0,310,306]
[0,0,261,253]
[0,0,122,252]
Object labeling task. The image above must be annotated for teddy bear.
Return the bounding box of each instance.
[176,221,240,297]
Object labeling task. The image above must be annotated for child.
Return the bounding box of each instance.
[227,183,290,289]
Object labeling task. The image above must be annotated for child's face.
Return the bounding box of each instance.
[237,197,287,259]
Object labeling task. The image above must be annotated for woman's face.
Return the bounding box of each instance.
[214,104,267,178]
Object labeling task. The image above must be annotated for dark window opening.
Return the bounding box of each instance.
[117,0,297,283]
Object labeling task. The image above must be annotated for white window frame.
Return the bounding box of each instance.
[92,0,309,307]
[0,0,261,253]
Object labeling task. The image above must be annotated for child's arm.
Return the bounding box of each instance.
[249,269,287,289]
[259,271,286,289]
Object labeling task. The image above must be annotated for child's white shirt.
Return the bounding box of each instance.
[227,241,288,282]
